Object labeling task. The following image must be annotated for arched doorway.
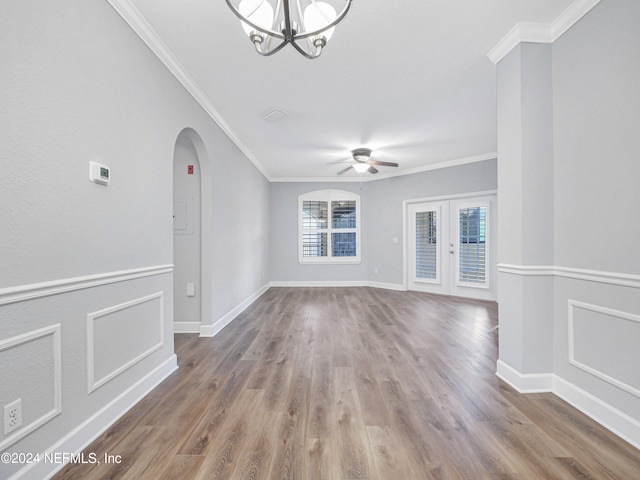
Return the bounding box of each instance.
[172,129,210,333]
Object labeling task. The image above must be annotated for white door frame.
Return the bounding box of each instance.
[403,190,497,301]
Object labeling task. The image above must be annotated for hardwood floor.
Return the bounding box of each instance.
[53,287,640,479]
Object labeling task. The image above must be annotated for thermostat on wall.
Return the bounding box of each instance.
[89,161,111,186]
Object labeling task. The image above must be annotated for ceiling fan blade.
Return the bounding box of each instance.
[368,160,399,167]
[367,165,379,174]
[337,166,353,175]
[326,159,353,165]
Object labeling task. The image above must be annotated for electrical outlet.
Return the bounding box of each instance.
[4,398,22,435]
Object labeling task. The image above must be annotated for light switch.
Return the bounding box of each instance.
[186,283,195,297]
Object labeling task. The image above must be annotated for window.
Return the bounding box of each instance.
[299,190,361,263]
[458,205,487,284]
[415,210,438,280]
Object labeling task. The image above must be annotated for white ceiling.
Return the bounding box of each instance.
[121,0,577,181]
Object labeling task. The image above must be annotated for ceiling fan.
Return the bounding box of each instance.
[330,148,399,175]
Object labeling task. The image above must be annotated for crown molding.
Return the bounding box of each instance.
[105,0,272,181]
[271,152,497,183]
[487,0,601,64]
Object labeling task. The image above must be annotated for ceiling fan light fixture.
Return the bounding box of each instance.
[352,162,370,173]
[226,0,352,59]
[334,147,399,175]
[351,147,372,162]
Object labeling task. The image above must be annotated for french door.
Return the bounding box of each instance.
[407,195,496,301]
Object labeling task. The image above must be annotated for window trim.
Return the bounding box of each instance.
[298,190,361,264]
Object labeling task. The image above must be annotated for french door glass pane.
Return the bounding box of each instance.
[332,232,356,257]
[415,211,437,280]
[459,206,486,283]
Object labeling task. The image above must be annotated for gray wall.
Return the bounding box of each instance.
[497,43,555,374]
[552,0,640,273]
[269,182,368,282]
[207,132,270,323]
[551,0,640,420]
[496,0,640,444]
[269,160,497,285]
[366,160,497,286]
[0,1,269,477]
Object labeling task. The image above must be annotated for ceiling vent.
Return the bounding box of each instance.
[261,108,287,122]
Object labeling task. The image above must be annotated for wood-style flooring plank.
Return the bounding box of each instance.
[53,287,640,480]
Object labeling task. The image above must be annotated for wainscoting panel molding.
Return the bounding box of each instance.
[568,300,640,399]
[497,263,640,289]
[0,324,62,451]
[12,355,177,480]
[87,292,164,393]
[497,263,640,448]
[0,265,173,306]
[496,360,640,450]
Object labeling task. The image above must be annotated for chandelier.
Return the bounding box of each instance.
[225,0,352,59]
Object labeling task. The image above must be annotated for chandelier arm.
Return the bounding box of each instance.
[226,0,351,57]
[282,0,294,39]
[254,37,291,56]
[290,38,322,59]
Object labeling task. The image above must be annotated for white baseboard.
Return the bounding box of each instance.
[496,359,554,393]
[367,281,407,291]
[173,321,201,334]
[11,354,177,480]
[496,359,640,450]
[199,283,270,337]
[269,280,406,291]
[554,376,640,451]
[269,280,366,288]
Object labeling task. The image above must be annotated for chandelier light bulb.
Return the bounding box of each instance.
[238,0,275,37]
[304,2,338,42]
[226,0,352,59]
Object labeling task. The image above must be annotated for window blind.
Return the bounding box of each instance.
[301,195,359,261]
[415,211,437,280]
[458,206,486,284]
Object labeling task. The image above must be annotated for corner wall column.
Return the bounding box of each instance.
[496,43,555,380]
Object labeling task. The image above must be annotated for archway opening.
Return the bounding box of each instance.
[172,129,208,332]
